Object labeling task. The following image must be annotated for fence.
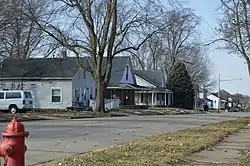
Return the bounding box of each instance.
[89,98,120,111]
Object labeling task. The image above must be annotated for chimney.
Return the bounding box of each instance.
[61,47,67,58]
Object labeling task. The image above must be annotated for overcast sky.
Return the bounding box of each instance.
[183,0,250,95]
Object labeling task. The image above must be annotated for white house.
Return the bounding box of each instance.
[0,56,172,110]
[134,70,173,106]
[206,93,226,110]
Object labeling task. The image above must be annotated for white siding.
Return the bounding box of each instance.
[135,75,156,87]
[207,94,226,109]
[199,92,204,99]
[72,69,96,106]
[0,80,72,109]
[120,63,136,84]
[207,94,218,109]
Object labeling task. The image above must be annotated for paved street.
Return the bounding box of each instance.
[0,112,250,165]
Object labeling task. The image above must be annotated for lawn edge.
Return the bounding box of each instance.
[35,117,250,166]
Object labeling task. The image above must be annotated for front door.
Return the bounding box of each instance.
[123,90,134,105]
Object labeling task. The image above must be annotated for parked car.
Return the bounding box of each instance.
[228,106,240,112]
[0,90,33,114]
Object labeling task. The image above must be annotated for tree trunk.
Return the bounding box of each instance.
[95,80,106,113]
[247,60,250,76]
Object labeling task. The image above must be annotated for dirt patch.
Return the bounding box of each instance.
[0,112,47,122]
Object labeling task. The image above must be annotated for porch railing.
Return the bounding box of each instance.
[89,98,120,111]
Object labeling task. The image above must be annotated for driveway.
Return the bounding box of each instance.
[0,112,249,165]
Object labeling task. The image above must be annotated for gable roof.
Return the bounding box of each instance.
[212,89,233,100]
[134,70,165,88]
[0,58,80,78]
[0,56,131,87]
[104,56,131,87]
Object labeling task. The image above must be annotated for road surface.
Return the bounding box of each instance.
[0,112,249,165]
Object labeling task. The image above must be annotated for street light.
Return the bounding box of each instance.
[217,74,242,113]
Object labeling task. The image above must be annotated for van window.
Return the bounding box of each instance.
[28,92,32,98]
[0,92,4,99]
[6,92,21,99]
[24,92,32,98]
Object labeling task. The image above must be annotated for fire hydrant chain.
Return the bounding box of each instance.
[0,118,29,166]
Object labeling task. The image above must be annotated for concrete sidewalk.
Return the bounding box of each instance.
[190,124,250,165]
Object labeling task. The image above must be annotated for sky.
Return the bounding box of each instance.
[182,0,250,95]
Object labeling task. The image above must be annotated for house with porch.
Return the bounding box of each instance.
[134,70,173,106]
[0,56,173,110]
[206,92,226,110]
[206,89,235,110]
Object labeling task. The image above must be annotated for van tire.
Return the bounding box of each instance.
[9,105,18,114]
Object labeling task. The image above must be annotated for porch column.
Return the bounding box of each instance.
[146,91,148,106]
[121,90,123,105]
[165,93,167,106]
[110,89,112,109]
[168,93,171,106]
[151,92,154,106]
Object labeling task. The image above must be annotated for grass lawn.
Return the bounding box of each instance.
[240,157,250,166]
[37,117,250,166]
[240,154,250,166]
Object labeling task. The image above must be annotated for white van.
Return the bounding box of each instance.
[0,90,33,114]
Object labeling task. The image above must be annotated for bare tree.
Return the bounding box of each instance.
[183,44,215,87]
[130,35,165,70]
[0,0,58,59]
[25,0,174,112]
[0,1,13,30]
[131,7,214,88]
[210,0,250,75]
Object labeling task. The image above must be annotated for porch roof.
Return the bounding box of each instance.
[146,87,173,93]
[107,84,148,90]
[107,84,172,93]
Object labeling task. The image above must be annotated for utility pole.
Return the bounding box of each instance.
[217,75,242,113]
[218,74,220,113]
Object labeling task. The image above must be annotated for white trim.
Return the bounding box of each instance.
[51,87,63,104]
[72,67,82,80]
[134,74,156,88]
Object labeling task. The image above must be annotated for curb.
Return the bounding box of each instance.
[0,118,49,123]
[91,148,109,152]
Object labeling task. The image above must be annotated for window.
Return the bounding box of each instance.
[83,88,87,100]
[141,93,144,103]
[11,83,15,90]
[0,92,4,99]
[6,92,21,99]
[74,88,80,101]
[125,66,129,80]
[24,92,32,98]
[90,88,93,99]
[28,92,32,98]
[157,94,161,101]
[83,71,86,79]
[84,88,89,100]
[52,89,61,103]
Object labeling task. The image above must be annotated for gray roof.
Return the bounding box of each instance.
[212,89,233,101]
[0,56,131,87]
[0,58,80,78]
[134,70,165,88]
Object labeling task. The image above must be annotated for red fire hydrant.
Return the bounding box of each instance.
[0,118,29,166]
